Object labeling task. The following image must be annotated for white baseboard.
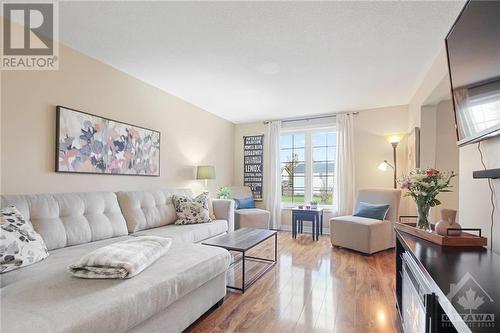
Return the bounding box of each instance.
[280,224,330,235]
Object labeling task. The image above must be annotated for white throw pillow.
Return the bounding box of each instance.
[173,193,212,225]
[1,206,49,273]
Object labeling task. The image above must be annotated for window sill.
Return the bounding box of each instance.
[281,205,337,212]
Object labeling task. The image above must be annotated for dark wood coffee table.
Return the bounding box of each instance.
[202,228,277,293]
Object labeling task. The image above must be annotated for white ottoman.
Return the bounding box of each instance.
[330,216,393,254]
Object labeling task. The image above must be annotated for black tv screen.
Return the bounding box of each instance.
[445,0,500,146]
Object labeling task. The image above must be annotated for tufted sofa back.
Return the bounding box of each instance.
[116,189,193,233]
[0,192,128,251]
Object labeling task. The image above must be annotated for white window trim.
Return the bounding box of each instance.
[280,126,336,209]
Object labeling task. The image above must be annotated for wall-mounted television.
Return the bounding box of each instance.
[445,0,500,146]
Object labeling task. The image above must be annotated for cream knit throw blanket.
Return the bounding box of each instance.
[68,236,172,279]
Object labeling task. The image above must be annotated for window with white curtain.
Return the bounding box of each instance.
[280,128,336,206]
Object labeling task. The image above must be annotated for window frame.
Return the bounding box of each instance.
[280,126,337,208]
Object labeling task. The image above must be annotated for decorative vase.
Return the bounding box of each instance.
[416,202,432,231]
[435,209,461,236]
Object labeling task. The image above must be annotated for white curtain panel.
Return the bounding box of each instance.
[335,113,356,216]
[265,120,282,229]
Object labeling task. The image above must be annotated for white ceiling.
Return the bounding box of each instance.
[59,1,465,124]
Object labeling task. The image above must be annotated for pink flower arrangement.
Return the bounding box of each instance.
[426,168,439,177]
[399,168,455,230]
[400,179,412,189]
[399,168,455,205]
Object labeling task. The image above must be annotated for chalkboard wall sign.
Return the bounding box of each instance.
[243,135,264,201]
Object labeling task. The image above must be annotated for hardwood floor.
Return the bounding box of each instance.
[186,231,402,333]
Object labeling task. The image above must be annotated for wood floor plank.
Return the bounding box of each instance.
[185,231,402,333]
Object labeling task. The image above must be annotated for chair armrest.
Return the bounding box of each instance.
[212,199,235,232]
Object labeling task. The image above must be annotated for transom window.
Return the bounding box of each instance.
[280,129,336,206]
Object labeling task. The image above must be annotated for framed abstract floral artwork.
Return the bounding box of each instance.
[56,106,160,176]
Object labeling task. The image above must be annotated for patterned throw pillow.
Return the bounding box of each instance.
[173,193,212,225]
[1,206,49,273]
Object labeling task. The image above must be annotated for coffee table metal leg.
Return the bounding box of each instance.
[274,232,277,262]
[242,251,245,293]
[238,238,277,293]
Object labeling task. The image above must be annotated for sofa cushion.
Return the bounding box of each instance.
[330,215,393,254]
[355,189,401,223]
[0,192,128,251]
[353,202,390,220]
[132,220,228,243]
[1,206,49,273]
[0,236,230,333]
[116,189,193,233]
[173,193,211,225]
[235,208,269,217]
[234,208,270,229]
[234,197,256,209]
[331,215,391,228]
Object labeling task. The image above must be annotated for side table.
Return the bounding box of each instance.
[291,208,323,241]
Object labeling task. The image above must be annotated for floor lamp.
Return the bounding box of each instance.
[378,134,404,189]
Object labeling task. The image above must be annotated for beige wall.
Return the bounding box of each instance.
[416,101,459,222]
[434,100,459,219]
[408,47,450,130]
[0,69,3,193]
[1,44,234,195]
[459,137,500,252]
[409,47,500,253]
[233,105,410,229]
[420,105,438,169]
[354,105,408,194]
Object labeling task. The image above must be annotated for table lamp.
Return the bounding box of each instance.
[196,165,216,188]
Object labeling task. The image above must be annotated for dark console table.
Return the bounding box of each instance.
[396,230,499,333]
[291,208,323,240]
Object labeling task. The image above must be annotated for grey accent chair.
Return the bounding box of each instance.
[229,186,271,230]
[330,188,401,254]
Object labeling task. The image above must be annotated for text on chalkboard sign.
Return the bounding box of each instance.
[243,135,264,201]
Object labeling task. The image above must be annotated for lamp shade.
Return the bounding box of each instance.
[378,160,393,171]
[378,162,389,171]
[196,165,216,180]
[384,133,405,144]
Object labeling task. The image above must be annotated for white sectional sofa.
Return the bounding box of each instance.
[0,189,234,333]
